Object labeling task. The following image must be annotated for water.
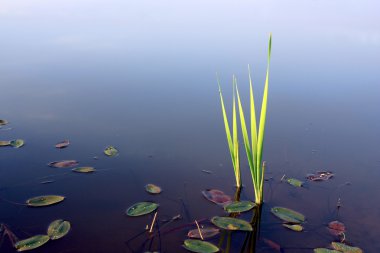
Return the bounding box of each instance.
[1,0,380,252]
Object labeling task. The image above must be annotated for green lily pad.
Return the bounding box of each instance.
[26,195,65,207]
[314,249,341,253]
[145,184,162,194]
[0,140,11,146]
[331,242,363,253]
[47,219,71,240]
[224,201,255,213]
[126,202,159,216]
[211,216,252,231]
[72,167,96,173]
[183,239,219,253]
[283,224,303,231]
[104,146,118,157]
[287,178,304,187]
[10,139,24,148]
[271,207,305,223]
[0,119,8,125]
[14,235,50,252]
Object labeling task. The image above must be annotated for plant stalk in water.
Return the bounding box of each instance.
[236,34,272,204]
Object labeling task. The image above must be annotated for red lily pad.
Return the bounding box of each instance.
[55,140,70,149]
[187,227,220,239]
[202,189,232,206]
[306,171,334,181]
[328,220,345,236]
[48,160,79,168]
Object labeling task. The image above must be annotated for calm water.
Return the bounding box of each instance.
[1,1,380,252]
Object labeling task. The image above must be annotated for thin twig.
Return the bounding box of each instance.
[149,212,158,233]
[195,220,204,240]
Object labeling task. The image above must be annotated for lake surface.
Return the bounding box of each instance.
[1,1,380,252]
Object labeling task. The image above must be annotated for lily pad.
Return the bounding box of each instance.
[126,202,159,216]
[331,242,363,253]
[314,249,341,253]
[211,216,252,231]
[47,219,71,240]
[202,189,232,206]
[14,235,50,251]
[72,167,96,173]
[307,171,334,181]
[287,178,304,187]
[10,139,24,148]
[0,119,8,125]
[224,201,255,213]
[104,146,118,157]
[0,140,11,146]
[183,239,219,253]
[145,184,162,194]
[26,195,65,207]
[55,140,70,149]
[187,227,220,239]
[48,160,78,168]
[282,224,303,232]
[328,221,345,236]
[271,207,305,223]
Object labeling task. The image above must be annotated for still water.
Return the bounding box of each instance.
[1,0,380,252]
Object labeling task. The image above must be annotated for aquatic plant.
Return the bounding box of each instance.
[235,34,272,205]
[217,77,241,188]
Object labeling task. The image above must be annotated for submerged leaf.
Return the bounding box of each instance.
[261,238,282,252]
[286,178,304,187]
[183,239,219,253]
[47,220,71,240]
[48,160,78,168]
[104,146,118,157]
[282,224,303,232]
[126,202,159,216]
[0,140,11,146]
[328,221,345,236]
[224,201,255,213]
[10,139,24,148]
[307,171,334,182]
[202,189,232,206]
[271,207,305,223]
[26,195,65,207]
[0,119,8,125]
[145,184,162,194]
[55,140,70,149]
[72,167,95,173]
[331,242,363,253]
[14,235,50,251]
[187,227,220,239]
[211,216,252,231]
[314,249,341,253]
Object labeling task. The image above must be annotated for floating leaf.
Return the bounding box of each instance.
[72,167,95,173]
[287,178,304,187]
[307,171,334,181]
[314,249,341,253]
[10,139,24,148]
[0,140,11,146]
[0,119,8,125]
[224,201,255,213]
[104,146,118,157]
[271,207,305,223]
[211,216,252,231]
[202,189,232,206]
[14,235,50,251]
[328,221,345,236]
[282,224,303,232]
[126,202,159,216]
[55,140,70,149]
[26,195,65,207]
[145,184,162,194]
[48,160,78,168]
[187,227,220,239]
[47,220,71,240]
[183,239,219,253]
[331,242,363,253]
